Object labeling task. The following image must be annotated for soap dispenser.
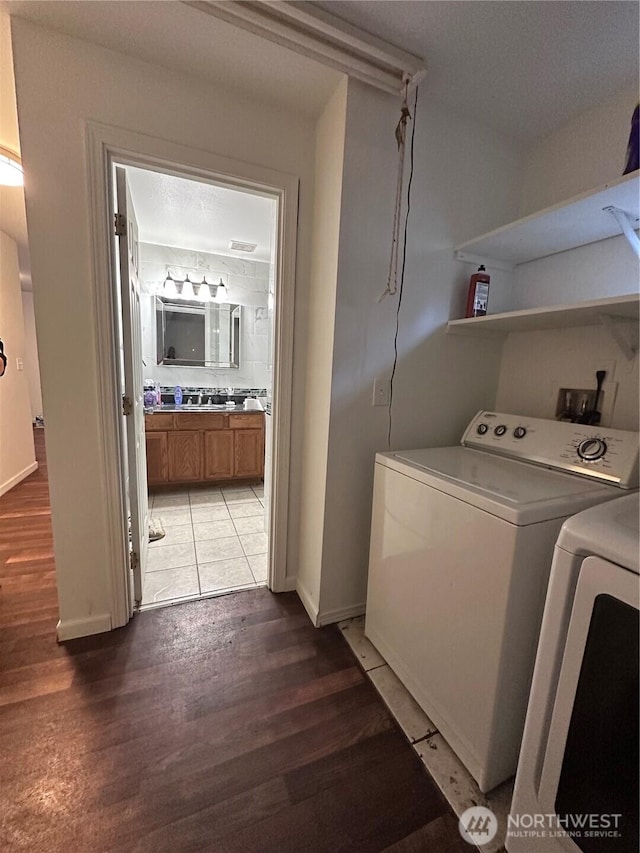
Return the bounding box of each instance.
[174,385,183,407]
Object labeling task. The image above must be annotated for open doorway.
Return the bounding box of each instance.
[113,162,277,610]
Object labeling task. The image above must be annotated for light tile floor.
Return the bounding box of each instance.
[141,484,267,608]
[338,616,513,853]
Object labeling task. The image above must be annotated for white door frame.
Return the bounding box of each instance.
[86,121,299,628]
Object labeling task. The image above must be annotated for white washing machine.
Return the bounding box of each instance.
[507,492,639,853]
[365,411,639,793]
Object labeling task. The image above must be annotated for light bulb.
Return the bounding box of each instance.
[214,278,228,303]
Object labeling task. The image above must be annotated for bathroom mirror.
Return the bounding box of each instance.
[155,298,241,368]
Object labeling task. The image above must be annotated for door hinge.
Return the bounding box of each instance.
[114,212,127,237]
[130,549,139,572]
[122,395,133,416]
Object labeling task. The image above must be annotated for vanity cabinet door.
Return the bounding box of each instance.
[167,431,202,482]
[204,430,234,480]
[145,431,168,485]
[234,429,264,479]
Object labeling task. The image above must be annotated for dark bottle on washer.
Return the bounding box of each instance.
[465,265,490,317]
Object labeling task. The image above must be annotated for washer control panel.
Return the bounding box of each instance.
[462,411,640,488]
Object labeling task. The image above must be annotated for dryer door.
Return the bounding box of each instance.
[538,555,639,852]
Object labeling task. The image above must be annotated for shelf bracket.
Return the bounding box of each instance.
[603,206,640,258]
[454,250,515,274]
[598,313,638,362]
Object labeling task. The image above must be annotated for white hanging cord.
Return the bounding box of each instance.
[379,81,412,302]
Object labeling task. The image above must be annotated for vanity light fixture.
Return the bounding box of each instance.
[0,146,23,186]
[163,271,177,297]
[182,274,194,301]
[214,277,228,303]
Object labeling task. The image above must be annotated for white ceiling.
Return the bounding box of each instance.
[125,166,276,263]
[3,1,341,119]
[319,1,639,145]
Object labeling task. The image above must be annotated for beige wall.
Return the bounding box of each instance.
[310,81,523,623]
[12,18,316,635]
[0,230,36,495]
[296,78,348,620]
[520,84,638,215]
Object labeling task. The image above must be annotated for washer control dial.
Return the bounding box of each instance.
[494,425,507,436]
[477,424,489,435]
[577,438,607,461]
[513,426,527,439]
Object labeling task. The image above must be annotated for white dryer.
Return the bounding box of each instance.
[365,411,639,793]
[507,492,639,853]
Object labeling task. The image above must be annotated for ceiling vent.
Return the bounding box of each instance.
[229,240,258,253]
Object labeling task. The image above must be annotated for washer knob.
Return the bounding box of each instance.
[494,425,507,436]
[577,438,607,461]
[513,426,527,439]
[477,424,489,435]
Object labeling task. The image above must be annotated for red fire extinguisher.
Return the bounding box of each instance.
[465,265,490,318]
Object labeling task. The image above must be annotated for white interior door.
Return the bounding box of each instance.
[115,165,149,605]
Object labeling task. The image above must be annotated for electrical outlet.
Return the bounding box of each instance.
[16,357,24,371]
[372,378,390,407]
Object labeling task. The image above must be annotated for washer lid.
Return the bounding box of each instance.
[378,447,619,525]
[556,492,639,572]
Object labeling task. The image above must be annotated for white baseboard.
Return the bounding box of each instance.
[282,575,297,592]
[317,601,366,626]
[295,582,366,628]
[296,580,320,626]
[0,461,38,498]
[56,613,113,642]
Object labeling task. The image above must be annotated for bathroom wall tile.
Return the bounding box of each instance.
[232,515,265,535]
[369,665,438,743]
[337,616,385,671]
[228,501,263,519]
[147,542,196,572]
[142,565,199,604]
[247,553,268,582]
[244,334,268,363]
[195,536,244,563]
[198,557,255,593]
[193,519,236,540]
[239,532,268,556]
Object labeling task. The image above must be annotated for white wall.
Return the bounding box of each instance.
[495,87,640,431]
[11,18,316,636]
[496,325,638,432]
[0,231,36,495]
[520,84,638,215]
[307,81,522,623]
[20,290,43,420]
[296,78,347,621]
[139,242,271,390]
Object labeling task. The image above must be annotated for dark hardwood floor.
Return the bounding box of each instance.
[0,430,467,852]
